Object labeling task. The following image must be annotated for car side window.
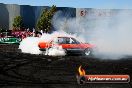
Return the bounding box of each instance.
[52,38,59,44]
[58,38,65,44]
[65,38,76,44]
[66,38,70,44]
[52,37,80,44]
[52,37,67,44]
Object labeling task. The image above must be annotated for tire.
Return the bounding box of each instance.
[40,48,49,55]
[84,48,92,56]
[64,49,67,56]
[45,48,49,55]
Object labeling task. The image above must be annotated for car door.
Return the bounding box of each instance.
[57,37,69,48]
[69,38,81,49]
[60,37,80,49]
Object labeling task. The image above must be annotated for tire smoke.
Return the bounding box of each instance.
[19,31,82,56]
[19,37,41,54]
[52,10,132,59]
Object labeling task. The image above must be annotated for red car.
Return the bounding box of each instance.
[38,36,93,56]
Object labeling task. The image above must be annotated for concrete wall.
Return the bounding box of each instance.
[20,5,35,29]
[0,3,9,30]
[1,3,132,31]
[0,3,76,30]
[6,4,20,30]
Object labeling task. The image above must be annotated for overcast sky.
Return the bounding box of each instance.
[0,0,132,9]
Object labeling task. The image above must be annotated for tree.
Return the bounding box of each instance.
[36,5,57,33]
[12,16,23,31]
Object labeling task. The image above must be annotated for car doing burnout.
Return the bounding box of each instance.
[38,36,93,55]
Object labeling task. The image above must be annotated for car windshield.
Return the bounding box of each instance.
[52,37,80,44]
[70,38,80,44]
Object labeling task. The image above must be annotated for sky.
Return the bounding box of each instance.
[0,0,132,9]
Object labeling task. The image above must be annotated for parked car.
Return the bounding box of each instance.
[0,31,21,44]
[0,36,21,44]
[38,36,93,56]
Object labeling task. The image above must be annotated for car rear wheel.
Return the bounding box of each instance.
[84,48,92,56]
[63,49,67,56]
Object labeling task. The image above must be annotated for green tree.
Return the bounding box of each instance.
[36,5,57,33]
[12,16,23,31]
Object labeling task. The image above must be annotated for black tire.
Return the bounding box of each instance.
[40,48,48,55]
[84,48,92,56]
[63,49,67,56]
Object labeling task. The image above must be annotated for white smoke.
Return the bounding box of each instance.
[19,31,81,56]
[52,10,132,59]
[19,37,41,54]
[47,45,66,56]
[19,9,132,59]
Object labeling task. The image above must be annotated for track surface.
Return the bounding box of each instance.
[0,45,131,88]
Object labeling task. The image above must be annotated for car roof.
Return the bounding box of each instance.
[39,35,77,43]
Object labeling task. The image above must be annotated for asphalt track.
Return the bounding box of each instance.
[0,45,131,88]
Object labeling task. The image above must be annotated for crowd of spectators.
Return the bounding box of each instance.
[0,28,43,39]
